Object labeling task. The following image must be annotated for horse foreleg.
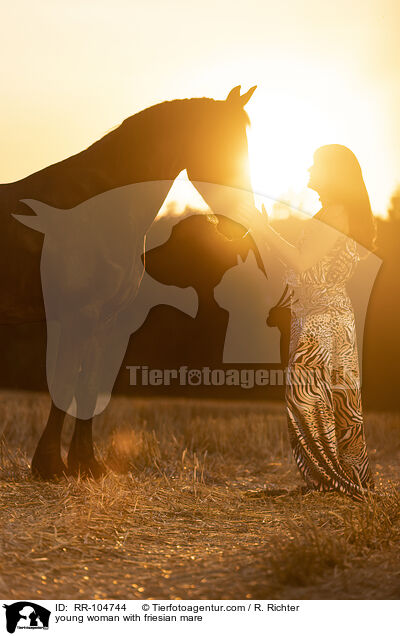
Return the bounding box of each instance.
[67,331,107,479]
[67,417,107,479]
[67,317,134,478]
[32,318,83,479]
[31,402,67,479]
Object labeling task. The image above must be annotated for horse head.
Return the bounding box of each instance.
[185,86,256,226]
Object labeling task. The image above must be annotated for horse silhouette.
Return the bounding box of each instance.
[214,250,281,363]
[124,211,265,369]
[1,85,257,479]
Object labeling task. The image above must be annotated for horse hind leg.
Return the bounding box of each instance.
[31,322,81,480]
[31,402,67,480]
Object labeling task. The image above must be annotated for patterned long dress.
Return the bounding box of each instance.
[284,229,374,501]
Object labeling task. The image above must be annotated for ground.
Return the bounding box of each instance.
[0,392,399,600]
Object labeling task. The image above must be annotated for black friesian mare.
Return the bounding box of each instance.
[0,85,256,479]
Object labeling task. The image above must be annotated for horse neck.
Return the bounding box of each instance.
[5,102,188,208]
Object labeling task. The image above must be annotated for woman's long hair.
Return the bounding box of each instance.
[313,144,377,252]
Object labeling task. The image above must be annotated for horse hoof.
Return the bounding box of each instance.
[31,454,68,481]
[67,458,108,480]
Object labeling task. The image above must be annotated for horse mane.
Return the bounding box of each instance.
[116,95,250,131]
[91,96,250,152]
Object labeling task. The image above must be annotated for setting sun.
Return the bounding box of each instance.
[159,77,387,221]
[1,1,399,219]
[246,71,390,218]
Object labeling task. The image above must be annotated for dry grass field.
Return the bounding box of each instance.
[0,391,399,600]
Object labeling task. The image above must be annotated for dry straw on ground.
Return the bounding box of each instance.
[0,392,399,600]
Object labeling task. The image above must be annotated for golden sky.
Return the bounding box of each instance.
[1,0,399,217]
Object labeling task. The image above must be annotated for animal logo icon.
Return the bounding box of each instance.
[188,369,202,384]
[3,602,50,633]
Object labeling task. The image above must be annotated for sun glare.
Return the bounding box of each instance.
[246,93,342,218]
[158,57,393,221]
[158,95,331,221]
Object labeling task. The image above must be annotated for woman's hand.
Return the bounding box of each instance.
[249,203,269,235]
[237,203,269,235]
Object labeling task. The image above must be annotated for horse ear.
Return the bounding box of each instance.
[240,86,257,106]
[226,86,242,103]
[237,254,244,265]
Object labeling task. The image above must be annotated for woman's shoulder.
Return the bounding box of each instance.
[318,204,350,234]
[299,207,351,259]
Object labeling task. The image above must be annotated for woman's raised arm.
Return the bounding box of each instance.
[245,204,348,274]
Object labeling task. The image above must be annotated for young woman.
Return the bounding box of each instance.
[246,144,376,501]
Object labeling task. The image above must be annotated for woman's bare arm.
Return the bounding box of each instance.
[245,205,349,274]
